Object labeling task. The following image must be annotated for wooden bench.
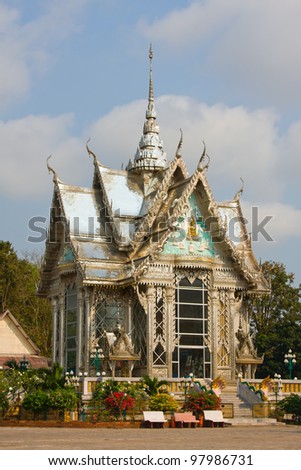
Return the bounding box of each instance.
[174,412,198,428]
[143,411,167,428]
[203,410,224,427]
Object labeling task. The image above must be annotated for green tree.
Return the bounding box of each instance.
[0,241,19,311]
[0,241,51,356]
[248,261,301,378]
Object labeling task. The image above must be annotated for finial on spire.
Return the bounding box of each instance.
[127,45,168,173]
[146,43,156,119]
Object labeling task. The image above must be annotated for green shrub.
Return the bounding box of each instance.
[140,376,169,396]
[278,394,301,422]
[148,393,178,412]
[49,388,79,411]
[22,389,50,413]
[183,390,221,416]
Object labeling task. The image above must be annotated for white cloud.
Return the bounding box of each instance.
[242,202,301,244]
[88,95,285,202]
[0,0,90,106]
[139,0,301,108]
[0,114,90,198]
[1,94,300,245]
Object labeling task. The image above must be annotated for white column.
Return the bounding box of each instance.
[211,288,219,378]
[166,286,174,378]
[76,289,83,374]
[58,292,65,368]
[51,297,58,365]
[84,288,91,373]
[228,291,237,380]
[146,286,155,376]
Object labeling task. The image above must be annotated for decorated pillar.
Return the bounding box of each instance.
[76,288,84,373]
[84,287,91,374]
[228,290,237,380]
[210,288,219,378]
[58,291,65,368]
[146,286,155,376]
[51,297,58,365]
[165,286,175,377]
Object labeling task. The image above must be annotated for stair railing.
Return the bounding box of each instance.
[237,380,263,405]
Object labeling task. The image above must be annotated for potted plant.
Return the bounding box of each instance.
[183,389,221,424]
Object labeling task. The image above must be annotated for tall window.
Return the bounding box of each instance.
[172,277,211,378]
[65,286,77,372]
[94,300,124,351]
[132,301,147,372]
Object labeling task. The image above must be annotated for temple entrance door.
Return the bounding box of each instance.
[172,277,211,378]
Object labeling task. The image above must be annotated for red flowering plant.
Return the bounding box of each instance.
[182,390,221,419]
[104,391,135,421]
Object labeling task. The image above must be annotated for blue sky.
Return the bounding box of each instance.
[0,0,300,285]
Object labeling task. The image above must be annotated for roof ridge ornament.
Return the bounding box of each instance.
[86,138,102,167]
[234,177,245,201]
[197,141,210,172]
[46,155,61,184]
[175,129,183,158]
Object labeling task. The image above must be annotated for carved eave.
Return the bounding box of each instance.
[130,159,268,292]
[38,185,74,296]
[130,152,189,256]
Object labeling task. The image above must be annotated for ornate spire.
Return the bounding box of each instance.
[127,45,168,173]
[146,44,156,119]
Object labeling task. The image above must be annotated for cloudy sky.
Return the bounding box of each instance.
[0,0,300,285]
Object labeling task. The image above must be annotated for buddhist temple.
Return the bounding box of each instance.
[38,47,269,380]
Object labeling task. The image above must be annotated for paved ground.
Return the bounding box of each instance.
[0,426,301,450]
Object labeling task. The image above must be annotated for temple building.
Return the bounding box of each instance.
[38,47,269,380]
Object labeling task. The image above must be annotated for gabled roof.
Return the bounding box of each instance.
[0,310,40,355]
[39,47,270,295]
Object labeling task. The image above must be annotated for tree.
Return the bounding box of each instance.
[0,241,19,312]
[248,261,301,378]
[0,240,51,356]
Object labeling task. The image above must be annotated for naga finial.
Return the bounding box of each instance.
[46,155,60,183]
[234,177,245,201]
[175,128,183,158]
[198,141,210,171]
[86,138,99,166]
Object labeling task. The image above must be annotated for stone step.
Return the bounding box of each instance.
[224,417,284,426]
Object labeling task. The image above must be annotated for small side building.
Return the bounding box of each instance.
[0,310,49,369]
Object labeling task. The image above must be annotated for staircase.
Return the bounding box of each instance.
[220,382,280,426]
